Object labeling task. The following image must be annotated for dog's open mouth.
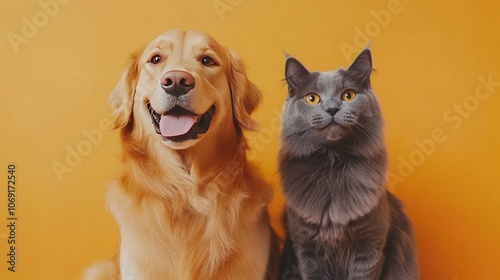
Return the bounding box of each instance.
[148,103,215,142]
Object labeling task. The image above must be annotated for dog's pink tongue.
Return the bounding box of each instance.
[159,114,197,137]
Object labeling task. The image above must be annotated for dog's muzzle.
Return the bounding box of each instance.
[148,103,215,142]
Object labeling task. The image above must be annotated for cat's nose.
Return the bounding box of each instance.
[326,107,340,116]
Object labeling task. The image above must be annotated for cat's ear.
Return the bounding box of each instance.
[285,56,310,90]
[347,48,372,85]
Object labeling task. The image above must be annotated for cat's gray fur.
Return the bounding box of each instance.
[278,49,419,280]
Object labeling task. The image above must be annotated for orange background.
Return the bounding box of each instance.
[1,0,499,279]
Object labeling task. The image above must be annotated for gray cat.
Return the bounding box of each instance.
[278,48,419,280]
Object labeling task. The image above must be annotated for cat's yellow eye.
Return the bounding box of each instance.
[305,93,321,105]
[341,90,357,102]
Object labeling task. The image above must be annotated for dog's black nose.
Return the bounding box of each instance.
[161,71,195,96]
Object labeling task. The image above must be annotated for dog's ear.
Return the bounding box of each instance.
[227,50,262,131]
[109,49,142,129]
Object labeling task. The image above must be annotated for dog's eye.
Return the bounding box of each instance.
[150,55,162,64]
[201,56,217,67]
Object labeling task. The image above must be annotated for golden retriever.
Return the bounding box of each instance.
[84,30,278,280]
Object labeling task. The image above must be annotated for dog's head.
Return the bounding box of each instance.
[109,30,261,150]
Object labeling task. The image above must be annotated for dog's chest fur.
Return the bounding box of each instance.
[107,180,271,280]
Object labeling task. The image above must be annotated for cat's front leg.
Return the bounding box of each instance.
[347,251,384,280]
[279,234,303,280]
[295,243,331,280]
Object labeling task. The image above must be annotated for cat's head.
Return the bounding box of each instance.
[281,48,385,158]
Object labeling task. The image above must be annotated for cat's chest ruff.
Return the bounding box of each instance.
[288,205,348,244]
[305,148,351,171]
[284,148,383,225]
[316,221,348,245]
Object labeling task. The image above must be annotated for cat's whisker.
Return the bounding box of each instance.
[279,78,288,90]
[352,123,371,138]
[354,122,377,138]
[347,126,363,147]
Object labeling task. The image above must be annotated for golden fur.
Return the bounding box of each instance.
[84,30,278,280]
